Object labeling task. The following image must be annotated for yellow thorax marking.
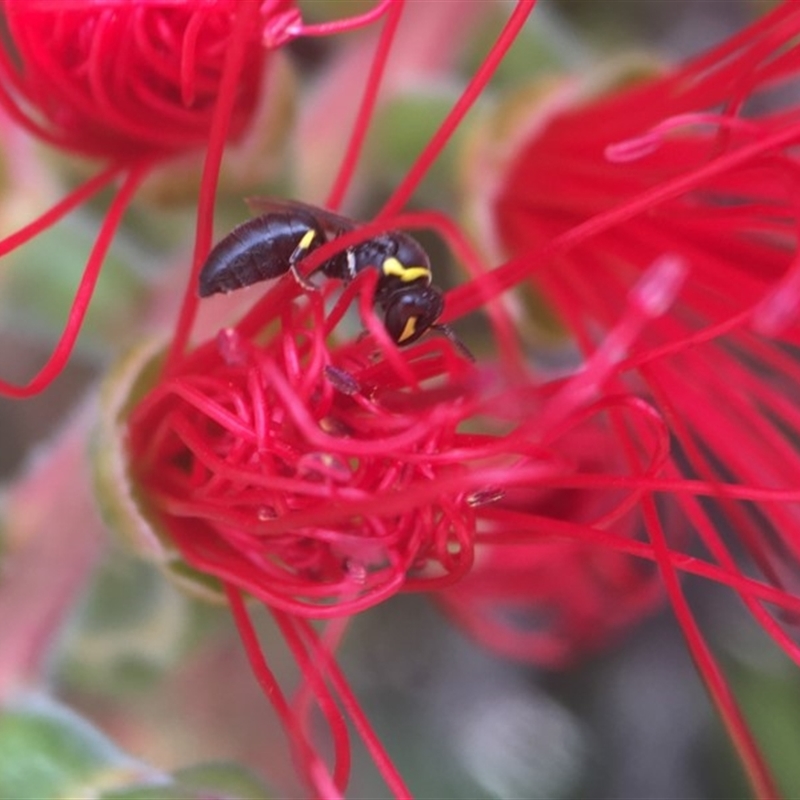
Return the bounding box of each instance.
[382,257,430,283]
[398,316,418,343]
[298,229,317,251]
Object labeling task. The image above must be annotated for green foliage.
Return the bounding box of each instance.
[0,215,147,353]
[0,694,152,800]
[0,694,271,800]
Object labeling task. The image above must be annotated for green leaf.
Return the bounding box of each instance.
[0,694,156,800]
[0,695,273,800]
[365,91,462,202]
[60,555,199,694]
[103,764,272,800]
[0,215,147,352]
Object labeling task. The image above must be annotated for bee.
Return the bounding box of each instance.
[198,198,445,347]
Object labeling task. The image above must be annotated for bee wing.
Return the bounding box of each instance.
[245,197,359,236]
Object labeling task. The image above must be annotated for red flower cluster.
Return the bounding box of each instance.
[0,0,271,161]
[442,3,800,795]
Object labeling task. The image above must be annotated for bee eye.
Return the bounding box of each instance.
[382,287,444,345]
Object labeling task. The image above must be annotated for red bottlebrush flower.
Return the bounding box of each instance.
[0,0,270,160]
[446,1,800,796]
[128,268,481,618]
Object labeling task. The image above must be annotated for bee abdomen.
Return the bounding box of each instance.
[198,214,323,297]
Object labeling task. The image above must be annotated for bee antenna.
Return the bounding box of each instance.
[432,324,475,362]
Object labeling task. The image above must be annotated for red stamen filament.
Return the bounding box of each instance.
[0,163,148,397]
[325,0,405,212]
[380,0,538,219]
[165,0,262,372]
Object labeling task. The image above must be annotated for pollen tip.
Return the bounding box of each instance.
[604,132,661,163]
[631,254,688,318]
[752,275,800,337]
[262,9,304,48]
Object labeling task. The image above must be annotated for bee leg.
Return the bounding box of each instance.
[289,262,319,291]
[432,324,476,362]
[324,365,360,395]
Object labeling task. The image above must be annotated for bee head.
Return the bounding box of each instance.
[381,285,444,345]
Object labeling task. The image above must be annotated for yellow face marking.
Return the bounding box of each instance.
[298,229,317,252]
[398,316,419,343]
[382,257,431,284]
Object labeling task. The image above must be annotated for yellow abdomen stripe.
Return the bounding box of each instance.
[298,229,317,251]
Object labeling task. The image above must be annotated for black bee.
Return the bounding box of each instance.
[198,198,445,346]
